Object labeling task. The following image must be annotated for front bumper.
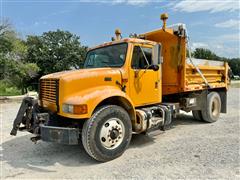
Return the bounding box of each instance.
[10,97,80,145]
[41,125,79,145]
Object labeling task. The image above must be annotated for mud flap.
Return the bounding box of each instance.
[10,97,38,136]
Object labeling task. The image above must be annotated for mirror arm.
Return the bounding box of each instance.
[139,46,150,67]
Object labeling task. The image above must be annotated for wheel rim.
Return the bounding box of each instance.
[212,98,220,117]
[99,118,125,149]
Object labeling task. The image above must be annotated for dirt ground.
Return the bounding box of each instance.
[1,88,239,179]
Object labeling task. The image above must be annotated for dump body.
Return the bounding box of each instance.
[185,58,228,92]
[141,28,229,95]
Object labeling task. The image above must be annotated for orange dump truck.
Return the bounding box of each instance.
[11,14,230,162]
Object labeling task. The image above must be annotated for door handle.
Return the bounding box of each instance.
[155,81,159,89]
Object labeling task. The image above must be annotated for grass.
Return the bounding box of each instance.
[230,80,240,88]
[231,83,240,88]
[0,80,21,96]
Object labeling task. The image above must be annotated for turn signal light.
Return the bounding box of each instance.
[62,104,88,115]
[73,104,88,114]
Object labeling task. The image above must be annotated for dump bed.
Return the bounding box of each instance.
[141,27,229,96]
[185,58,229,92]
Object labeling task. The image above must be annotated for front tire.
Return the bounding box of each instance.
[82,105,132,162]
[201,92,221,123]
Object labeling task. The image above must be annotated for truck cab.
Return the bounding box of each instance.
[39,38,162,119]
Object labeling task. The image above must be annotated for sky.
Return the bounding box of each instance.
[1,0,240,58]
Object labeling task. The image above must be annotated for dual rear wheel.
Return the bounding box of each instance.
[192,92,221,123]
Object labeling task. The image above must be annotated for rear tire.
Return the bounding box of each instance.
[192,110,203,121]
[201,92,221,123]
[82,105,132,162]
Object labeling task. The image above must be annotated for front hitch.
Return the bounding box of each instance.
[10,97,80,145]
[10,97,39,136]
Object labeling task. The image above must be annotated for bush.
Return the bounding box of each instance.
[0,80,21,96]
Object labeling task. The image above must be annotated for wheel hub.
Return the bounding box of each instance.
[110,129,119,139]
[99,118,125,149]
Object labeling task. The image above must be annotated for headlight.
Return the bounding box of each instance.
[62,104,88,114]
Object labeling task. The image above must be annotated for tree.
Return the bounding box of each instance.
[193,48,219,60]
[0,18,12,36]
[0,19,40,94]
[228,58,240,76]
[26,29,87,75]
[3,59,39,94]
[0,19,14,79]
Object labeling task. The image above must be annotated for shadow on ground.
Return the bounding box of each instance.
[2,113,203,172]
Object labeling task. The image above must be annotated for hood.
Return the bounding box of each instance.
[41,68,123,80]
[41,68,123,102]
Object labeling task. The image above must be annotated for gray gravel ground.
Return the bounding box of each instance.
[1,88,239,179]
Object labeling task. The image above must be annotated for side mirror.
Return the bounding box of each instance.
[152,43,162,65]
[149,64,159,71]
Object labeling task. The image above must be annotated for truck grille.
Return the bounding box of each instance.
[39,79,59,108]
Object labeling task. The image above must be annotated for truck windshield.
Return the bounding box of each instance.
[84,43,128,68]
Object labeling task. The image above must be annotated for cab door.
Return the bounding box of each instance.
[129,44,161,106]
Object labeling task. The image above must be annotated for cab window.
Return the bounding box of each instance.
[131,46,152,69]
[84,43,128,68]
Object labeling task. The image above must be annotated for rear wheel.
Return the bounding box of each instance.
[192,110,203,121]
[201,92,221,123]
[82,105,132,162]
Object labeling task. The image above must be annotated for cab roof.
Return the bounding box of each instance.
[89,38,156,51]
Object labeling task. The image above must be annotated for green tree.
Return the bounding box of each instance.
[193,48,219,60]
[0,19,14,79]
[3,59,39,94]
[228,58,240,76]
[26,29,87,75]
[0,19,40,94]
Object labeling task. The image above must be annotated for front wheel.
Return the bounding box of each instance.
[82,105,132,162]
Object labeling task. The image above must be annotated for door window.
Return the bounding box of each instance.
[131,46,152,69]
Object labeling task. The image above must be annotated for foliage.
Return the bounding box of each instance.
[0,80,21,96]
[228,58,240,76]
[3,59,40,94]
[26,29,87,75]
[193,48,219,60]
[0,19,40,95]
